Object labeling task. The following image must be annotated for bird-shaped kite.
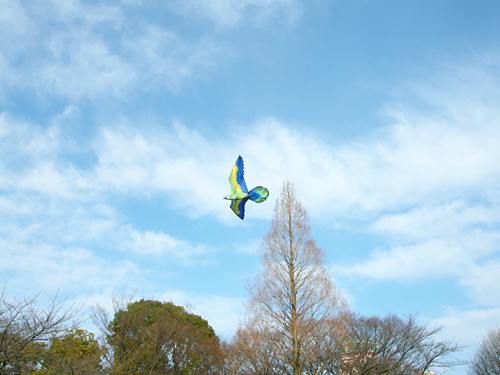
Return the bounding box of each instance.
[224,156,269,219]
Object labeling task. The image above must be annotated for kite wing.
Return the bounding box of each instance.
[225,155,268,219]
[230,197,249,220]
[228,155,249,196]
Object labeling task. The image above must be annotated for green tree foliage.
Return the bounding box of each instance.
[96,298,223,374]
[38,328,105,375]
[0,338,45,374]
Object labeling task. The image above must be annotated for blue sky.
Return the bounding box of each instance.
[2,0,500,372]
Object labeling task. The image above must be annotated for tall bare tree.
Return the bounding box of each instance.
[238,181,349,375]
[469,327,500,375]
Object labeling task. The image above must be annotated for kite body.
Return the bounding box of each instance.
[224,156,269,219]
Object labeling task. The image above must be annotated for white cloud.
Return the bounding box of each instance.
[329,121,500,214]
[0,112,220,305]
[433,306,500,347]
[122,27,226,92]
[3,46,500,344]
[0,1,227,101]
[128,229,208,258]
[93,122,236,220]
[341,238,475,281]
[370,202,500,242]
[332,56,500,311]
[169,0,303,28]
[92,117,339,222]
[155,291,245,338]
[37,34,136,100]
[459,261,500,306]
[0,0,35,58]
[33,0,124,26]
[340,203,500,283]
[235,238,263,255]
[0,237,143,297]
[89,73,500,224]
[6,51,499,236]
[0,190,212,302]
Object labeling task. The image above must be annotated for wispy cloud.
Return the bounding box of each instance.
[122,26,225,92]
[128,229,209,258]
[169,0,303,28]
[89,51,500,224]
[332,55,500,315]
[235,238,263,255]
[0,237,143,297]
[0,111,217,301]
[370,203,500,242]
[2,41,500,340]
[433,306,500,351]
[459,261,500,306]
[0,0,226,101]
[155,290,245,338]
[93,122,233,219]
[341,203,500,282]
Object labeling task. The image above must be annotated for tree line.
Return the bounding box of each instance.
[1,182,495,374]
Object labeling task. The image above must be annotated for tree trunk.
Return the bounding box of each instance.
[241,181,350,375]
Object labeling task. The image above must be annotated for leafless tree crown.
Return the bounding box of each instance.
[341,313,466,375]
[0,285,82,372]
[469,326,500,375]
[238,181,349,375]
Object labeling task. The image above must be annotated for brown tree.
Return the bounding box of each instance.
[337,313,465,375]
[0,285,82,373]
[469,326,500,375]
[236,181,349,375]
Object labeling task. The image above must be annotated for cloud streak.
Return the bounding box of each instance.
[0,0,227,101]
[2,40,500,343]
[331,56,500,318]
[169,0,303,28]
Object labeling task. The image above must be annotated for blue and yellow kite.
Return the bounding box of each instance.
[224,156,269,219]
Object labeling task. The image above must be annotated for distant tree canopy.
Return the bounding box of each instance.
[39,328,105,375]
[100,298,224,374]
[337,313,465,375]
[2,285,224,374]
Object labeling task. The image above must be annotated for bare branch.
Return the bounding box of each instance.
[0,285,83,371]
[236,181,350,375]
[470,326,500,375]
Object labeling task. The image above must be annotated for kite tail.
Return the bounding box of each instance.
[249,186,269,203]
